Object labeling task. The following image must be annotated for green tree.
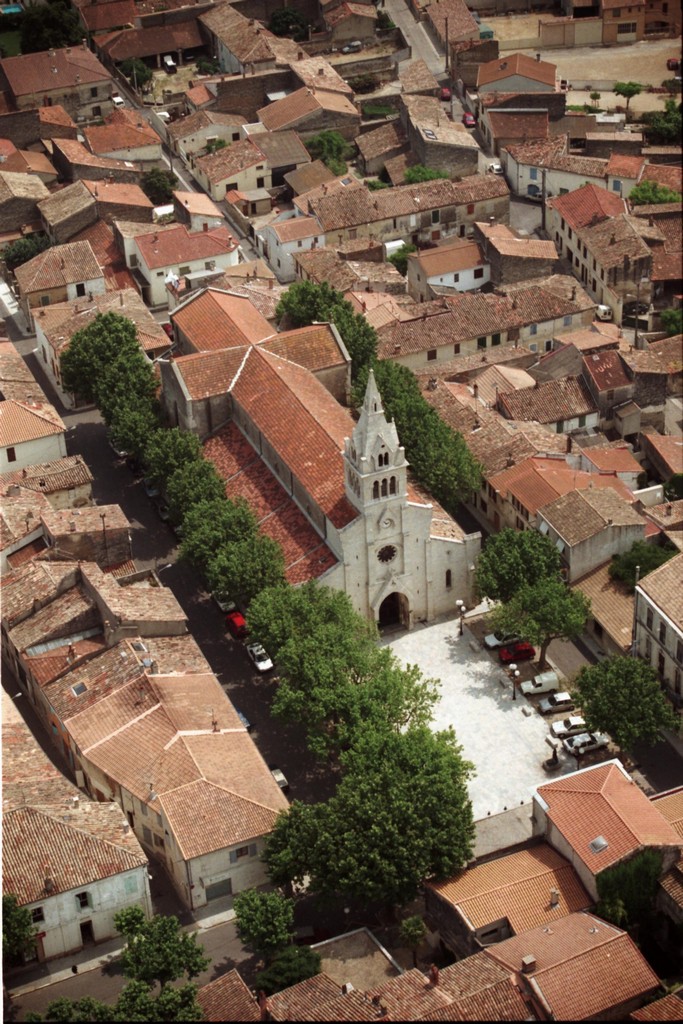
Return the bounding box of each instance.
[476,527,562,604]
[206,534,286,612]
[629,180,682,205]
[387,243,416,276]
[664,472,683,500]
[595,849,663,934]
[641,99,682,144]
[254,945,322,995]
[233,889,295,958]
[269,8,308,41]
[377,10,395,30]
[2,894,36,962]
[661,308,683,337]
[108,404,161,462]
[276,280,377,377]
[573,657,678,750]
[614,81,644,117]
[119,57,153,90]
[205,138,227,154]
[25,996,115,1022]
[403,165,449,184]
[590,90,601,108]
[265,725,475,906]
[4,233,52,272]
[113,907,209,991]
[180,497,257,577]
[20,0,81,53]
[61,312,154,408]
[488,577,590,667]
[367,178,390,190]
[24,981,203,1022]
[305,130,354,175]
[143,428,202,487]
[400,915,427,967]
[141,169,177,206]
[165,460,226,525]
[608,540,676,592]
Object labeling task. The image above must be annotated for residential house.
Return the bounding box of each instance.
[0,149,58,185]
[0,170,49,235]
[533,760,682,901]
[356,122,408,178]
[77,0,137,37]
[194,139,272,202]
[634,552,683,706]
[484,911,661,1020]
[473,221,558,286]
[13,240,106,329]
[126,224,239,307]
[652,790,683,956]
[284,159,336,198]
[477,53,558,94]
[497,375,599,433]
[161,363,480,627]
[50,138,142,185]
[559,0,681,44]
[34,289,170,408]
[425,844,592,958]
[398,58,439,97]
[256,217,323,283]
[82,179,153,226]
[293,246,406,295]
[572,560,635,655]
[577,444,643,491]
[38,181,98,244]
[166,111,245,161]
[173,190,224,233]
[632,203,683,314]
[480,109,549,158]
[40,503,131,568]
[537,486,645,582]
[643,499,683,553]
[2,689,151,964]
[424,0,479,52]
[632,992,683,1022]
[399,94,481,180]
[619,337,682,429]
[640,430,683,484]
[93,21,203,71]
[245,129,311,188]
[198,5,299,75]
[83,109,162,170]
[0,44,115,120]
[256,87,360,142]
[0,488,51,573]
[294,175,510,247]
[0,344,67,473]
[0,454,92,512]
[406,237,489,301]
[503,136,645,201]
[451,37,500,89]
[581,349,635,429]
[547,184,652,322]
[324,2,378,42]
[0,105,78,152]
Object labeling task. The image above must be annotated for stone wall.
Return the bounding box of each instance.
[213,70,292,120]
[451,38,499,89]
[0,196,46,234]
[0,108,78,150]
[414,137,479,179]
[95,199,153,226]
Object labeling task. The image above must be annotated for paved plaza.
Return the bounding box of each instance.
[382,616,578,822]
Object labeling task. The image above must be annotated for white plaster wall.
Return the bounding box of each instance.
[2,433,67,473]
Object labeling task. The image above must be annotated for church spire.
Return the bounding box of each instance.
[343,370,408,511]
[352,369,401,464]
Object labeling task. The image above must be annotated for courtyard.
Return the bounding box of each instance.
[382,616,587,821]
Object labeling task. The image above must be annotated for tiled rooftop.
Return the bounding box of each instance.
[540,486,643,545]
[34,288,168,356]
[641,431,683,477]
[199,4,298,66]
[291,56,353,96]
[270,216,321,243]
[14,240,102,293]
[399,57,439,94]
[631,993,683,1021]
[257,87,358,132]
[0,456,91,498]
[572,561,634,653]
[172,288,273,351]
[166,110,246,143]
[284,159,336,196]
[52,138,142,174]
[0,398,65,447]
[581,349,631,391]
[409,237,485,277]
[637,551,683,632]
[0,45,111,98]
[489,455,633,514]
[135,224,237,271]
[197,970,260,1022]
[475,221,558,260]
[195,139,266,183]
[0,169,50,203]
[478,52,556,88]
[486,110,549,142]
[356,121,407,163]
[547,182,626,231]
[498,375,596,423]
[581,445,641,475]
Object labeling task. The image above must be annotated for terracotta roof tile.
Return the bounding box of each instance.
[0,399,65,447]
[489,455,634,514]
[640,162,683,192]
[499,375,596,423]
[199,4,298,66]
[257,87,358,132]
[84,109,160,155]
[292,57,353,96]
[83,178,153,209]
[581,349,631,390]
[172,289,273,350]
[284,159,337,195]
[326,1,378,24]
[0,455,92,497]
[52,137,142,174]
[135,224,237,271]
[270,216,321,243]
[637,551,683,632]
[572,561,634,652]
[478,52,556,88]
[97,21,202,62]
[0,46,110,98]
[0,169,50,204]
[262,323,347,372]
[197,970,260,1022]
[605,152,646,179]
[14,240,102,293]
[504,135,567,166]
[487,110,549,141]
[581,445,640,474]
[195,139,266,183]
[79,0,136,32]
[475,221,558,259]
[547,182,627,230]
[185,83,214,108]
[540,486,643,545]
[631,993,683,1021]
[34,288,168,356]
[408,238,485,277]
[37,104,76,128]
[400,58,439,94]
[426,0,479,42]
[356,121,407,162]
[166,110,245,143]
[641,431,683,478]
[652,790,683,838]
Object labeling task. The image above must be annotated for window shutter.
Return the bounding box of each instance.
[229,850,237,864]
[249,844,257,857]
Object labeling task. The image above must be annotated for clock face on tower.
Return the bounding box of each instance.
[382,517,395,529]
[377,544,397,563]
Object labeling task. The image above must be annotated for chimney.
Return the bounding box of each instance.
[257,991,269,1022]
[610,233,616,244]
[298,50,304,60]
[566,433,572,453]
[203,222,208,231]
[521,954,536,973]
[571,286,577,299]
[318,67,325,76]
[536,52,541,61]
[341,983,354,995]
[429,964,440,987]
[70,520,77,532]
[550,888,560,907]
[489,215,495,225]
[666,503,672,516]
[82,37,87,49]
[67,643,76,662]
[7,484,20,496]
[534,380,540,388]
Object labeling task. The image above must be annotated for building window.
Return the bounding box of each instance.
[230,843,257,863]
[480,498,488,514]
[32,907,45,923]
[445,569,452,588]
[675,668,681,694]
[612,179,622,192]
[179,265,191,275]
[373,481,379,499]
[529,167,538,180]
[658,652,666,677]
[492,332,501,346]
[40,295,50,306]
[659,621,667,644]
[389,476,396,494]
[453,343,460,354]
[453,273,459,283]
[578,414,586,427]
[529,323,538,335]
[142,826,152,844]
[377,544,397,563]
[556,420,564,433]
[677,639,683,663]
[645,637,652,659]
[563,315,572,326]
[617,22,637,32]
[467,203,475,214]
[92,106,101,117]
[606,389,615,401]
[474,267,484,279]
[90,87,98,98]
[431,209,439,224]
[646,608,654,630]
[567,227,572,240]
[477,336,487,350]
[427,349,437,360]
[256,177,264,188]
[7,446,16,462]
[75,892,90,910]
[153,834,165,848]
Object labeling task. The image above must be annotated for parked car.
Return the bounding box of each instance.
[462,112,476,128]
[246,642,273,673]
[440,86,452,101]
[212,592,236,614]
[342,40,362,53]
[667,57,680,71]
[155,500,170,522]
[484,631,521,650]
[111,94,126,108]
[623,300,650,317]
[269,765,289,792]
[143,477,160,499]
[538,691,575,715]
[226,610,248,639]
[595,304,613,321]
[520,669,560,695]
[107,434,128,459]
[563,732,609,756]
[551,715,587,739]
[526,190,543,203]
[126,454,143,476]
[499,641,535,664]
[162,322,174,339]
[235,708,253,732]
[488,162,503,175]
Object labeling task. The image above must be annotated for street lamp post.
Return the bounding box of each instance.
[626,277,649,349]
[509,664,520,701]
[100,511,109,568]
[456,600,466,636]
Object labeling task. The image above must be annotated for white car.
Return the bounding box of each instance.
[212,593,236,614]
[595,304,613,321]
[538,691,575,716]
[489,162,504,175]
[246,642,273,673]
[520,670,560,696]
[551,715,586,739]
[563,732,610,756]
[269,765,289,792]
[484,632,520,650]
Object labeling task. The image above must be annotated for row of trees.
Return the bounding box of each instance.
[60,311,285,608]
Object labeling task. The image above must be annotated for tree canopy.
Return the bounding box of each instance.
[305,130,354,175]
[629,180,682,205]
[265,725,475,906]
[141,169,177,206]
[608,540,676,592]
[206,534,286,611]
[595,849,662,935]
[613,81,643,114]
[113,907,209,990]
[24,981,203,1022]
[476,528,562,604]
[19,0,81,53]
[180,497,257,578]
[4,233,52,272]
[2,894,35,962]
[233,889,294,958]
[165,460,226,525]
[143,428,202,486]
[661,308,683,337]
[488,577,590,666]
[269,8,308,40]
[119,57,153,89]
[572,657,678,750]
[641,98,682,144]
[275,280,377,378]
[255,945,322,995]
[403,165,449,184]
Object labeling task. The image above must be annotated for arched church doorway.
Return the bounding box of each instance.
[378,592,409,629]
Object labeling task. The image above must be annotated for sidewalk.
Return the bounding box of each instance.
[6,902,236,998]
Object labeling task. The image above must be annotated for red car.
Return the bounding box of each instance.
[666,57,680,71]
[226,610,248,639]
[440,86,452,101]
[499,641,535,664]
[462,112,476,128]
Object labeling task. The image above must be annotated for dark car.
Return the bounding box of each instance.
[462,112,476,128]
[623,300,649,317]
[440,86,452,101]
[499,641,535,664]
[667,57,680,71]
[226,610,248,639]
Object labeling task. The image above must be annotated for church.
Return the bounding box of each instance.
[160,306,481,628]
